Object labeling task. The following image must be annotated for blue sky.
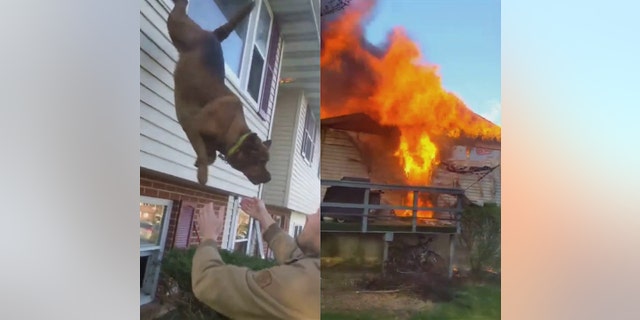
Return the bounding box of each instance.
[362,0,501,125]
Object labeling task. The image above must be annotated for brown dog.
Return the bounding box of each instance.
[167,0,272,186]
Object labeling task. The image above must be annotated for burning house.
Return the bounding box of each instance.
[319,0,500,275]
[321,113,500,214]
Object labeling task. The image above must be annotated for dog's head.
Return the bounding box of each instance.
[227,133,272,185]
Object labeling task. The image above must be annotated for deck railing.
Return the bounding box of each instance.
[321,179,465,234]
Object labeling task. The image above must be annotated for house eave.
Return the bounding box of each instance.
[271,0,320,119]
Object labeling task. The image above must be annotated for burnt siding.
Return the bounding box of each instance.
[320,128,370,199]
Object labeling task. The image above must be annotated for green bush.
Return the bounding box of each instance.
[157,246,277,320]
[459,204,501,276]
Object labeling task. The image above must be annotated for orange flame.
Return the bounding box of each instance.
[396,192,434,219]
[394,130,439,184]
[321,1,501,215]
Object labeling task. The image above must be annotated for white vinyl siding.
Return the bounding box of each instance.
[262,88,320,214]
[288,95,321,212]
[261,88,297,206]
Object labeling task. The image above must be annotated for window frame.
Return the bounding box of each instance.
[245,0,274,106]
[301,105,317,165]
[140,196,173,306]
[224,196,257,256]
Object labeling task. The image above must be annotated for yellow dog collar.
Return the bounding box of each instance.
[226,132,252,158]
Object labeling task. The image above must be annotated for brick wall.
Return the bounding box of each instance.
[140,171,294,252]
[140,172,228,249]
[140,171,301,305]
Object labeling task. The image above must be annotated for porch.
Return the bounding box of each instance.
[320,179,465,279]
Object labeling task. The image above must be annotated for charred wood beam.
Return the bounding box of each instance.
[321,0,352,17]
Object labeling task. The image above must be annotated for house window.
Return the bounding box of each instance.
[293,225,303,237]
[247,46,266,101]
[258,19,281,120]
[301,106,317,163]
[187,0,277,114]
[140,196,173,306]
[247,0,273,102]
[232,208,253,253]
[224,196,260,256]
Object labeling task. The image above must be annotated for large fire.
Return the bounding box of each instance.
[321,1,500,218]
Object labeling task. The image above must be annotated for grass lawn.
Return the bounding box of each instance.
[322,283,500,320]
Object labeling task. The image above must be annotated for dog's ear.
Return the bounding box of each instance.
[263,140,272,149]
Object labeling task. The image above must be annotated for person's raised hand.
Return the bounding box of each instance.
[240,197,275,232]
[240,197,268,220]
[198,202,225,242]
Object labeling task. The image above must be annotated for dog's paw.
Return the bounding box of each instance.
[197,166,208,185]
[195,158,215,167]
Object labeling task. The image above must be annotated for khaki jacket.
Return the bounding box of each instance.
[191,223,320,320]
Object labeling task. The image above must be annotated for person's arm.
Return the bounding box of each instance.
[191,239,295,319]
[261,222,305,264]
[240,197,305,264]
[190,202,314,319]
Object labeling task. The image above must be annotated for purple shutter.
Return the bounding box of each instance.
[258,20,281,120]
[173,202,196,249]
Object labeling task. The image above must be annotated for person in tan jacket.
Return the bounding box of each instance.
[191,197,320,320]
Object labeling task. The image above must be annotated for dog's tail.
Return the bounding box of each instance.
[213,1,256,41]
